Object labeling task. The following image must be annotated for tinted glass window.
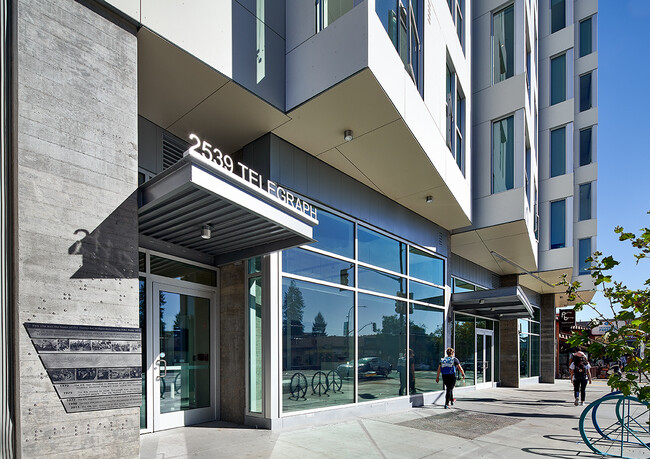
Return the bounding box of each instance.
[579,183,592,221]
[580,128,592,166]
[550,200,566,249]
[409,281,444,306]
[550,54,566,105]
[580,73,592,111]
[453,279,475,293]
[550,127,566,177]
[580,18,592,57]
[410,306,444,393]
[150,255,216,286]
[493,5,515,83]
[493,116,515,192]
[283,248,354,286]
[409,247,444,285]
[358,266,406,297]
[579,238,592,275]
[311,209,354,258]
[358,226,406,273]
[551,0,565,33]
[454,314,475,385]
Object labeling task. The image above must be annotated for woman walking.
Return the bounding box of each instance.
[569,351,592,406]
[436,347,465,408]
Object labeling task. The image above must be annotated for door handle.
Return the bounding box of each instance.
[156,358,168,379]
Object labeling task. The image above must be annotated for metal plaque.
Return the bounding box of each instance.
[25,322,142,413]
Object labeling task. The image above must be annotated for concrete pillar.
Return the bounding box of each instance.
[15,0,138,456]
[499,319,520,387]
[220,262,246,424]
[540,294,556,383]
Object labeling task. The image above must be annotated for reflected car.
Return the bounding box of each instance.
[337,357,392,378]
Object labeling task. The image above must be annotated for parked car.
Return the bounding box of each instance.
[337,357,392,378]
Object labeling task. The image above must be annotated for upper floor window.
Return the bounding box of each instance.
[447,0,464,48]
[578,238,592,275]
[550,0,565,34]
[550,126,566,177]
[318,0,354,30]
[376,0,423,95]
[579,17,593,57]
[492,115,515,193]
[550,199,566,249]
[446,65,465,174]
[493,5,514,83]
[579,72,593,112]
[579,127,593,166]
[550,53,566,105]
[579,183,592,221]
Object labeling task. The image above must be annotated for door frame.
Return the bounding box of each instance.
[143,276,219,432]
[475,328,494,389]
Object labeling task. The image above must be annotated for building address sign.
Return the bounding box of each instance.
[187,133,318,220]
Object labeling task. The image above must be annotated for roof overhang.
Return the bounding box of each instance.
[451,286,535,320]
[138,152,318,265]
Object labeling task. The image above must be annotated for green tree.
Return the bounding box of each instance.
[312,312,327,336]
[561,214,650,402]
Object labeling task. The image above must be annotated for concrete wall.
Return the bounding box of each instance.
[219,263,246,424]
[16,0,139,456]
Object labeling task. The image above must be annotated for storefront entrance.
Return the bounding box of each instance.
[139,250,220,433]
[476,329,494,388]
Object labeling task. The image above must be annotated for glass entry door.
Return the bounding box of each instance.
[150,283,217,431]
[476,330,494,388]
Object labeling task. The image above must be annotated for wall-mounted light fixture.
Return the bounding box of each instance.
[344,130,354,142]
[425,195,433,204]
[201,224,212,240]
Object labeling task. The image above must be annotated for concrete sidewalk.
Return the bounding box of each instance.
[141,380,611,458]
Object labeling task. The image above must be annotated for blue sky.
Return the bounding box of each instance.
[578,1,650,320]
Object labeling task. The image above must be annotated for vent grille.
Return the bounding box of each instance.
[162,133,189,170]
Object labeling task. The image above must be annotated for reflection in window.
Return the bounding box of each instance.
[550,54,566,105]
[453,278,475,293]
[550,0,565,33]
[409,247,444,285]
[283,248,355,286]
[409,280,443,306]
[530,335,540,377]
[282,278,354,412]
[319,0,354,29]
[580,17,593,57]
[580,73,592,112]
[492,116,514,193]
[150,255,216,286]
[248,276,263,414]
[358,266,405,297]
[454,314,475,385]
[579,238,592,275]
[493,5,514,83]
[358,226,406,273]
[357,293,406,401]
[410,306,444,393]
[579,183,592,221]
[519,334,529,377]
[550,199,566,249]
[139,278,146,429]
[550,127,566,177]
[580,128,592,166]
[311,209,354,258]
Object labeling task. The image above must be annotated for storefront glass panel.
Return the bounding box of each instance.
[358,226,406,274]
[282,278,354,412]
[453,279,475,293]
[409,280,444,305]
[150,255,216,286]
[530,334,540,377]
[139,277,146,429]
[454,314,475,385]
[358,266,405,297]
[310,209,354,258]
[283,248,355,286]
[410,306,444,393]
[519,333,529,378]
[248,277,263,413]
[357,293,406,400]
[409,247,444,285]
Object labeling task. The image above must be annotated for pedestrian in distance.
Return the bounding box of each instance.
[569,350,592,406]
[436,347,465,409]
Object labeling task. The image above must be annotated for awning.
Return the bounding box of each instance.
[138,152,318,265]
[451,286,535,320]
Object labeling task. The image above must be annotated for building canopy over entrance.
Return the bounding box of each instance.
[451,286,535,320]
[138,151,317,265]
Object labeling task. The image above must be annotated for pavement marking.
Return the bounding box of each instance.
[357,419,387,458]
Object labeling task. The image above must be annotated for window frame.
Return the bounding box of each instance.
[550,199,566,249]
[550,126,566,177]
[550,52,567,106]
[579,182,592,221]
[492,114,515,194]
[579,16,593,58]
[579,72,593,112]
[492,3,515,84]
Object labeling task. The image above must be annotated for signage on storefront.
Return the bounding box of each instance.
[25,323,142,413]
[591,320,626,336]
[558,309,575,329]
[187,133,318,220]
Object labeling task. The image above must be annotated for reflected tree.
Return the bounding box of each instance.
[283,279,305,336]
[312,312,327,336]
